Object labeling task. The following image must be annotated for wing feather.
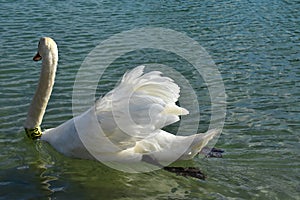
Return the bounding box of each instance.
[95,65,188,150]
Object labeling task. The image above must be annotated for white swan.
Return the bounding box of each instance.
[24,37,219,165]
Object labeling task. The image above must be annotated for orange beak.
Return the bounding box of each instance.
[33,52,42,61]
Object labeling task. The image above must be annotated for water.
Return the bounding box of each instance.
[0,0,299,199]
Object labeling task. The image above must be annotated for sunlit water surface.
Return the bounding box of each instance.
[0,0,299,199]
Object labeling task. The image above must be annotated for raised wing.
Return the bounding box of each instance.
[95,65,188,150]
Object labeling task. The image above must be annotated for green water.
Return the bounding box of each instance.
[0,0,299,199]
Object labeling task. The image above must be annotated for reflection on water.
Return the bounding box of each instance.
[0,0,299,199]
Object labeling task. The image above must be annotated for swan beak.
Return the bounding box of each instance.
[33,52,42,61]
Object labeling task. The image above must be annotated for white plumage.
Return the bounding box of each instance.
[25,37,219,166]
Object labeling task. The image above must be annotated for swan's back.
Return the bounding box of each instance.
[42,65,217,163]
[42,66,188,158]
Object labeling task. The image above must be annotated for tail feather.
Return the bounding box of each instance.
[182,129,220,159]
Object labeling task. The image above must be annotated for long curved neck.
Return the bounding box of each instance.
[24,51,58,129]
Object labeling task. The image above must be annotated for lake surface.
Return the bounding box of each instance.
[0,0,299,199]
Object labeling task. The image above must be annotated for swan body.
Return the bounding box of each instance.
[25,37,219,164]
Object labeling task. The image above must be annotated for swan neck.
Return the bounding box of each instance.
[24,51,58,130]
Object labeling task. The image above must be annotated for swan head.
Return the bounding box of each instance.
[33,37,58,61]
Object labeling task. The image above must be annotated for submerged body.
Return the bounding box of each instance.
[24,37,219,164]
